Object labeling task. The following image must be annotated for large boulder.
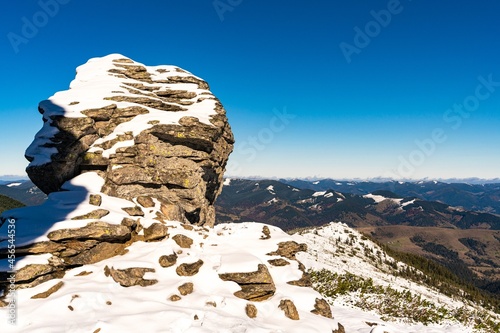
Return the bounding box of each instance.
[25,54,233,227]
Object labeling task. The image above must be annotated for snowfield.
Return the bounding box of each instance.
[0,173,497,332]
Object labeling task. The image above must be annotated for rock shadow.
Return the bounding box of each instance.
[0,99,93,298]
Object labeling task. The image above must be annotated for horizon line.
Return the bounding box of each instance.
[224,175,500,184]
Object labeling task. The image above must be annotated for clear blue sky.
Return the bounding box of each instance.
[1,0,499,180]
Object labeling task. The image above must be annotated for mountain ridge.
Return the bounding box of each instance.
[280,178,500,214]
[216,178,500,301]
[216,179,500,230]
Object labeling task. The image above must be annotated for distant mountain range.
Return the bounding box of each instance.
[1,177,499,294]
[3,177,500,213]
[216,179,500,230]
[0,179,27,185]
[3,177,500,231]
[281,178,500,214]
[216,178,500,295]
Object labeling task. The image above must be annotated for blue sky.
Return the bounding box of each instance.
[1,0,499,180]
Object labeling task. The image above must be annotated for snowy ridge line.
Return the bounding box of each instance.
[293,222,499,332]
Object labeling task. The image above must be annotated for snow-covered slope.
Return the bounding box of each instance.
[0,173,337,333]
[294,224,499,332]
[1,173,498,332]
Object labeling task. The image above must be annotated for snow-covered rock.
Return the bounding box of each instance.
[25,54,234,227]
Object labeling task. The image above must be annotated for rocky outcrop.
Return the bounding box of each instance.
[176,259,204,276]
[268,258,290,266]
[178,282,194,296]
[333,323,346,333]
[14,264,64,289]
[143,223,169,241]
[287,261,312,287]
[311,298,333,318]
[0,216,338,331]
[104,265,158,287]
[172,234,194,248]
[218,264,276,301]
[267,241,308,260]
[25,54,233,227]
[279,299,300,320]
[260,226,271,239]
[159,252,178,268]
[245,303,258,318]
[47,222,130,242]
[0,55,338,332]
[71,209,109,220]
[30,281,64,299]
[62,242,128,266]
[267,240,312,287]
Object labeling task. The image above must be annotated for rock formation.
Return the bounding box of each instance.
[25,54,234,227]
[0,55,337,332]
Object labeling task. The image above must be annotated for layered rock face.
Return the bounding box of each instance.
[25,54,233,227]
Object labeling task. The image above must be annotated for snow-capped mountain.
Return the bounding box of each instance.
[217,179,500,230]
[282,179,500,214]
[216,179,500,302]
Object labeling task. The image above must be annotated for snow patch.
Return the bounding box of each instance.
[363,193,386,203]
[267,197,278,204]
[401,199,416,207]
[363,193,403,205]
